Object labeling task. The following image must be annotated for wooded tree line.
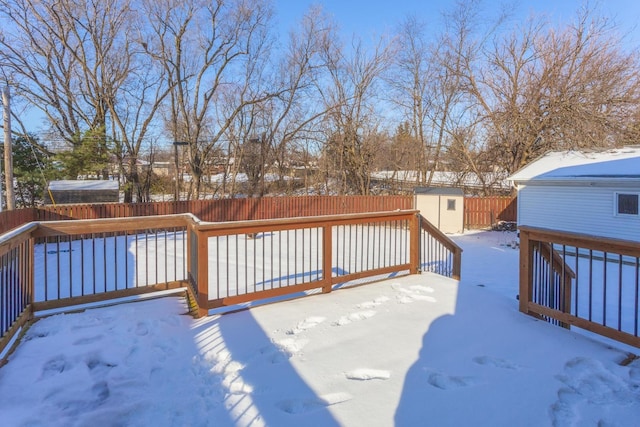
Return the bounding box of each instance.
[1,0,639,203]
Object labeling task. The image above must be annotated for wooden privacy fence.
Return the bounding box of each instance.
[0,195,516,236]
[464,196,517,229]
[0,210,462,359]
[0,209,38,234]
[519,226,640,348]
[0,196,414,235]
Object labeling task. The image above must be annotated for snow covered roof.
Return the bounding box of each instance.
[48,180,119,191]
[414,186,464,196]
[371,170,510,190]
[508,147,640,185]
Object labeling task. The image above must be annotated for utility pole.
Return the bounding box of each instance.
[0,127,2,212]
[2,85,14,210]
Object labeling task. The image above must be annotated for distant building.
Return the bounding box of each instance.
[46,180,119,204]
[151,161,172,177]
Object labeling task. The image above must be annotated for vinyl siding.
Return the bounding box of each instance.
[518,184,640,241]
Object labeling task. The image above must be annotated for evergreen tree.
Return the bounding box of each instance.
[0,134,60,207]
[55,127,112,180]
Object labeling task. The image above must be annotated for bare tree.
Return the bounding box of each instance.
[0,0,130,145]
[387,16,440,185]
[145,0,277,200]
[463,5,640,174]
[0,0,171,201]
[252,5,333,196]
[319,33,395,195]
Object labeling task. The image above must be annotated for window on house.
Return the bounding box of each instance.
[447,199,456,211]
[616,193,639,216]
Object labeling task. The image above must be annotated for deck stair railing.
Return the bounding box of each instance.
[519,226,640,348]
[417,215,462,280]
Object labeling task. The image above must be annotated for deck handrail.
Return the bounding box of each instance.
[519,225,640,348]
[1,210,461,361]
[418,214,463,280]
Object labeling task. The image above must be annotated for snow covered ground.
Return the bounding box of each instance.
[1,230,639,426]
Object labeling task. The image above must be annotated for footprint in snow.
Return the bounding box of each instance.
[85,356,117,378]
[40,355,70,379]
[356,296,390,309]
[397,295,415,304]
[472,356,522,370]
[73,335,104,346]
[275,338,309,354]
[222,375,254,395]
[286,316,326,335]
[48,381,111,417]
[628,357,640,382]
[277,392,353,414]
[409,285,435,293]
[259,338,309,364]
[424,369,476,390]
[550,357,640,426]
[409,294,437,303]
[394,285,437,303]
[333,310,376,326]
[135,322,149,336]
[345,368,391,381]
[396,293,437,304]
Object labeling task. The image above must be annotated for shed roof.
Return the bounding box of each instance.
[48,180,119,191]
[414,186,464,196]
[508,147,640,185]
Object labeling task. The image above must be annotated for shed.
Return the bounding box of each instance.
[414,187,464,233]
[46,180,119,204]
[508,147,640,241]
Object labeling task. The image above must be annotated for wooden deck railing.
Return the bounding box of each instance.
[188,211,422,316]
[519,226,640,348]
[1,210,462,360]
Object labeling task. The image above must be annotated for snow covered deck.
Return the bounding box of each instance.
[1,232,638,426]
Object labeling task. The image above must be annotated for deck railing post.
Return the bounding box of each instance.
[452,248,462,281]
[322,224,333,293]
[410,214,420,274]
[186,221,198,295]
[28,236,35,313]
[196,230,209,317]
[518,229,532,314]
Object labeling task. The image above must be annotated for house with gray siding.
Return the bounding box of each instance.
[508,147,640,242]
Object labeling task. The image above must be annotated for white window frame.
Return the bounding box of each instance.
[614,192,640,217]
